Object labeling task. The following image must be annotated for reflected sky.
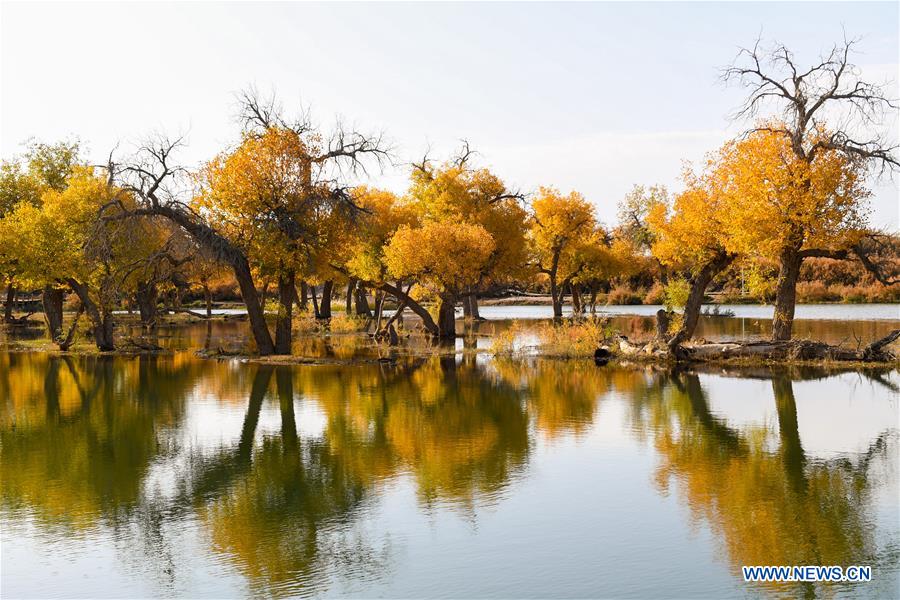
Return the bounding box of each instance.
[1,352,897,598]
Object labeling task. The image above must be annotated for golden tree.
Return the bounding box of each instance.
[724,38,898,339]
[716,127,870,339]
[408,145,527,320]
[529,186,597,317]
[648,164,736,350]
[385,221,496,337]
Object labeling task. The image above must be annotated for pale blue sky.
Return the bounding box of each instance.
[2,2,897,227]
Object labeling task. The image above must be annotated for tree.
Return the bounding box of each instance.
[616,184,668,254]
[648,166,736,351]
[409,145,527,319]
[724,37,898,340]
[122,90,389,355]
[0,159,41,323]
[567,226,624,314]
[385,221,495,338]
[715,128,870,340]
[2,166,141,350]
[0,140,80,326]
[529,186,597,317]
[339,186,439,332]
[197,126,324,352]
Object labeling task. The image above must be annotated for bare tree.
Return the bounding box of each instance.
[115,135,277,355]
[724,36,899,340]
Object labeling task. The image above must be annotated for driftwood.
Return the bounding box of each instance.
[619,329,900,364]
[170,307,214,319]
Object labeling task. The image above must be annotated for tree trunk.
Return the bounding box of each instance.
[136,202,274,354]
[3,283,16,323]
[233,257,275,355]
[655,309,670,341]
[772,246,802,341]
[299,281,309,311]
[378,282,439,336]
[203,284,212,318]
[42,286,65,342]
[345,278,356,315]
[589,287,598,314]
[550,276,563,318]
[668,251,735,352]
[436,294,457,339]
[355,284,372,317]
[374,289,385,332]
[319,280,334,319]
[462,292,481,320]
[135,281,158,329]
[66,279,114,351]
[310,284,320,319]
[571,283,583,315]
[274,270,294,354]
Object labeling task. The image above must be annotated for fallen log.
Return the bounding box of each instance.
[618,329,900,364]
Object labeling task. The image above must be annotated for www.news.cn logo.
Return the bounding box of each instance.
[742,565,872,583]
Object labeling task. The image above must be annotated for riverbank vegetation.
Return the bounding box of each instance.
[1,37,898,361]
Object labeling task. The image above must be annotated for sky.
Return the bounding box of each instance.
[1,1,898,228]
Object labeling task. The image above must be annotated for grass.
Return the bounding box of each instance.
[535,317,614,358]
[328,314,368,333]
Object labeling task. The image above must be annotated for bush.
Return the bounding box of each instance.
[536,318,613,357]
[293,314,321,334]
[643,282,666,305]
[490,321,521,355]
[607,285,643,305]
[796,281,841,303]
[834,283,900,303]
[329,314,367,333]
[663,278,691,310]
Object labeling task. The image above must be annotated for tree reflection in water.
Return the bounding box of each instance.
[645,369,894,598]
[0,352,896,597]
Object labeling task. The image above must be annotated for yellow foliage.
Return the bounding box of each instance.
[409,160,528,284]
[344,186,418,284]
[384,221,495,295]
[715,127,869,259]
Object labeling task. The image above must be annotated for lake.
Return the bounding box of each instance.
[1,309,899,598]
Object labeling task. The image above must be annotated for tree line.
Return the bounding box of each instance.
[0,37,897,356]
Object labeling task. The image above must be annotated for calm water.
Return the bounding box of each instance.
[1,341,898,598]
[475,304,900,347]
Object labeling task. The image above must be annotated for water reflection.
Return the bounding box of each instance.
[639,370,895,598]
[1,352,897,598]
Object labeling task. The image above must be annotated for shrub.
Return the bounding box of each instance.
[643,282,666,305]
[796,281,841,303]
[834,283,900,303]
[293,314,321,334]
[536,318,613,357]
[329,314,367,333]
[490,321,521,355]
[663,278,691,310]
[607,285,643,305]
